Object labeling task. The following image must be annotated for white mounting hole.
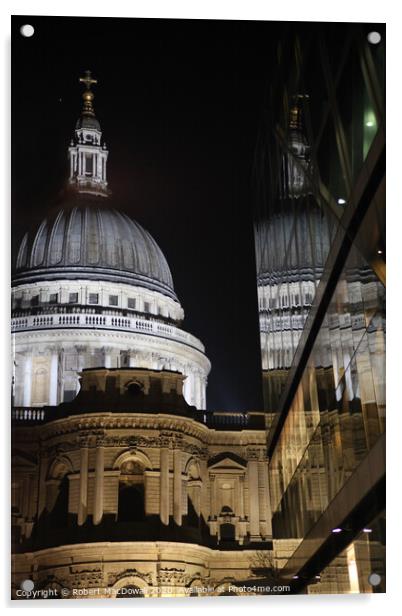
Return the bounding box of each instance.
[21,579,35,591]
[367,31,381,45]
[368,572,382,586]
[20,24,35,38]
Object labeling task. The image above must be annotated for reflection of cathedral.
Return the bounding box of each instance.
[254,93,385,592]
[255,97,336,416]
[12,71,210,411]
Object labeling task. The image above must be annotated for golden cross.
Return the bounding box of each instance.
[79,70,97,91]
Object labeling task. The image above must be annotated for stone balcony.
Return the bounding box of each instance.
[11,312,205,353]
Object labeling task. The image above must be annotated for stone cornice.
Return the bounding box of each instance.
[18,412,266,455]
[12,329,211,370]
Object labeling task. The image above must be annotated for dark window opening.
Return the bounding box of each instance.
[88,293,99,305]
[187,496,199,528]
[127,382,143,396]
[117,484,145,522]
[220,522,236,541]
[49,476,69,527]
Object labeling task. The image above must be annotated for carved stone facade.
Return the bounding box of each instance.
[12,368,275,598]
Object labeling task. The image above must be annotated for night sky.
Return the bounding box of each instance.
[11,16,286,411]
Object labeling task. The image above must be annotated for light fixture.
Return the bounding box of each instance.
[337,198,346,205]
[377,249,383,255]
[332,527,343,533]
[366,121,374,127]
[363,528,373,533]
[315,575,321,580]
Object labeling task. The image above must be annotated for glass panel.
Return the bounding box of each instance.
[337,43,378,184]
[316,115,348,207]
[269,238,385,539]
[307,512,386,594]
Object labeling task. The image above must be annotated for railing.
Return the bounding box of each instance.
[204,413,249,428]
[12,406,263,431]
[12,407,46,422]
[11,313,205,352]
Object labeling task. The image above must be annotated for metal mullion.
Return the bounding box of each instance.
[360,41,385,128]
[318,38,353,198]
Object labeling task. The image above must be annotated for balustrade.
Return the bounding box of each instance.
[12,312,204,351]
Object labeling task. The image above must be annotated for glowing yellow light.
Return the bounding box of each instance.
[347,544,360,593]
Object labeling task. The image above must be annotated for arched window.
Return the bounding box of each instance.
[118,460,145,522]
[46,459,72,527]
[186,460,201,527]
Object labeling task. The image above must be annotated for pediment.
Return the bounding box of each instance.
[208,452,247,470]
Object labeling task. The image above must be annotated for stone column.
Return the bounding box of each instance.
[200,377,207,410]
[210,474,217,517]
[93,446,104,525]
[128,350,136,367]
[23,353,32,406]
[193,374,200,409]
[248,458,260,540]
[37,452,48,517]
[48,349,59,405]
[103,347,112,368]
[173,449,182,526]
[75,345,86,394]
[238,475,245,518]
[192,482,201,517]
[76,346,86,371]
[78,446,89,526]
[160,447,170,525]
[260,460,272,536]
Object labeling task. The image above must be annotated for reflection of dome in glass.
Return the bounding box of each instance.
[255,96,336,283]
[13,194,177,300]
[255,201,334,283]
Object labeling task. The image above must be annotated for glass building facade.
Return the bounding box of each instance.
[253,22,385,593]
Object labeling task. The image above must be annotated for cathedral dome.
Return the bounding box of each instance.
[13,195,177,300]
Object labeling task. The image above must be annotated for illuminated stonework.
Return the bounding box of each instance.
[12,73,210,410]
[11,368,273,598]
